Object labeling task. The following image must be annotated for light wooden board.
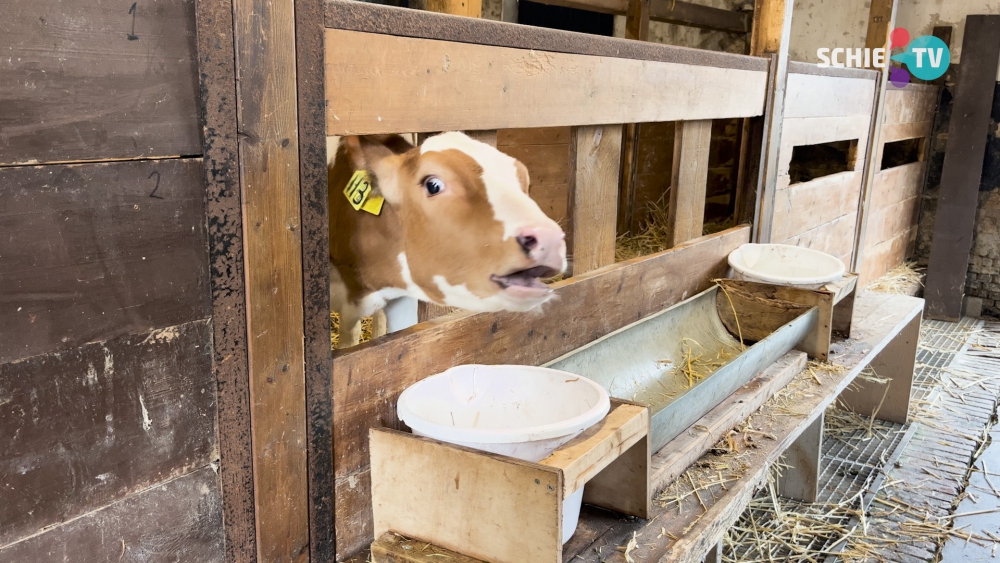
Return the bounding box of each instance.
[749,0,794,244]
[539,403,647,496]
[881,120,933,144]
[370,430,562,563]
[782,212,859,267]
[848,0,900,274]
[778,115,871,159]
[324,29,768,135]
[838,311,920,424]
[777,412,823,502]
[883,85,939,125]
[332,226,750,557]
[667,120,713,247]
[771,171,864,244]
[568,125,622,275]
[232,0,310,557]
[784,72,877,119]
[426,0,482,17]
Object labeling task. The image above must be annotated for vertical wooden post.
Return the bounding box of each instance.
[748,0,793,244]
[568,125,623,276]
[195,0,257,559]
[616,0,650,237]
[666,120,713,247]
[850,0,899,275]
[500,0,518,22]
[924,16,1000,320]
[426,0,482,17]
[233,0,310,560]
[777,413,823,502]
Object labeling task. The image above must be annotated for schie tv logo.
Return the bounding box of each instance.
[816,28,951,87]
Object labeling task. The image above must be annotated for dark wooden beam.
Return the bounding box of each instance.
[925,15,1000,320]
[648,0,749,33]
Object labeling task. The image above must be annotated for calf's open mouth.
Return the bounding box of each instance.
[490,265,560,291]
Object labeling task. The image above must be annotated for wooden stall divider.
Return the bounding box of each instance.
[749,0,794,243]
[233,0,311,558]
[568,125,623,275]
[667,120,714,247]
[850,0,900,275]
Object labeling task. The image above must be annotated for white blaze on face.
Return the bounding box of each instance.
[420,132,558,240]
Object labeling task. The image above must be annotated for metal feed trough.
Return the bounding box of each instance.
[547,285,819,453]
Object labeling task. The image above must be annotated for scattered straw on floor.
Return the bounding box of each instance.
[667,338,740,389]
[866,261,925,295]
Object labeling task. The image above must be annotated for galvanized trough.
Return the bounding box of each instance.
[546,285,818,453]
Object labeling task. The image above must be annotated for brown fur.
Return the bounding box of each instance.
[328,136,538,306]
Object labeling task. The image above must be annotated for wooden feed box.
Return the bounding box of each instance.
[369,400,650,563]
[717,274,858,361]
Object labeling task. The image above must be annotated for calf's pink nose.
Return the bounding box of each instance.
[516,226,567,272]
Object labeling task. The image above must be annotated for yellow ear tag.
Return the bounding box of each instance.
[343,170,384,216]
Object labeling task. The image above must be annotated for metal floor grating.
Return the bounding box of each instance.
[722,319,1000,563]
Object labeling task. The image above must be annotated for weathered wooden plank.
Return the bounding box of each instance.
[782,212,858,266]
[232,0,310,556]
[880,120,932,144]
[498,127,571,146]
[195,0,257,557]
[0,159,210,364]
[849,0,900,274]
[925,16,1000,321]
[771,171,864,243]
[650,352,807,487]
[0,0,201,165]
[777,412,823,502]
[296,0,336,554]
[0,466,224,563]
[750,0,794,244]
[325,0,768,72]
[333,226,750,557]
[324,29,768,135]
[883,86,939,125]
[538,402,647,497]
[0,321,214,547]
[778,115,871,153]
[667,120,713,247]
[427,0,482,17]
[568,125,622,275]
[784,73,877,119]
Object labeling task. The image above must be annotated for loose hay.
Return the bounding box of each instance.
[331,312,375,349]
[866,261,924,295]
[616,198,673,262]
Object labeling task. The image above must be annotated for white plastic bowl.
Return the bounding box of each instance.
[397,364,611,544]
[728,243,846,289]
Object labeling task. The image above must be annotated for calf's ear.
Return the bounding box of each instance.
[514,159,531,194]
[344,135,415,204]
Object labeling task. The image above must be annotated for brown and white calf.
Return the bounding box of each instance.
[328,132,566,347]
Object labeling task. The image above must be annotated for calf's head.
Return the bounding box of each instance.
[344,132,566,312]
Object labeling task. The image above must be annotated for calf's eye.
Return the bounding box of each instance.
[423,176,445,196]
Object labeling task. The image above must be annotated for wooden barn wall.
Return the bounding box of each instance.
[0,0,226,560]
[859,84,939,286]
[769,68,878,268]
